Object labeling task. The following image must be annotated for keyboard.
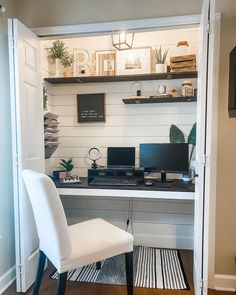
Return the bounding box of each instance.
[89,177,139,186]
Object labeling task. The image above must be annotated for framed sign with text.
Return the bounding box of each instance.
[77,93,105,122]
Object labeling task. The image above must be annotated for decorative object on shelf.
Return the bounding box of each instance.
[60,54,74,77]
[77,93,105,122]
[169,123,196,181]
[73,48,91,76]
[169,88,178,97]
[116,47,151,75]
[228,46,236,117]
[177,40,189,56]
[87,147,102,169]
[170,54,196,73]
[112,31,134,51]
[43,82,48,110]
[44,112,60,159]
[157,85,167,95]
[59,158,74,176]
[181,80,194,97]
[154,46,169,73]
[129,81,144,97]
[47,40,68,77]
[95,50,116,76]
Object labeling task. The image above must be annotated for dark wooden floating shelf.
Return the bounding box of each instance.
[122,96,197,104]
[44,71,198,84]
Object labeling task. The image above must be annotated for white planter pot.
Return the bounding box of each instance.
[155,63,166,73]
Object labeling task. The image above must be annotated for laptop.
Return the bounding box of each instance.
[107,147,135,168]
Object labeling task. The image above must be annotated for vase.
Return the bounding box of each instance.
[55,58,60,77]
[155,63,166,73]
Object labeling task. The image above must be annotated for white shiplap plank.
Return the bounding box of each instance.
[57,113,197,127]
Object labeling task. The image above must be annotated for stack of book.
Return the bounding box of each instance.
[170,54,196,73]
[44,112,60,159]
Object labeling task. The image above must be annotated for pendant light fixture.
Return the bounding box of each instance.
[112,31,134,51]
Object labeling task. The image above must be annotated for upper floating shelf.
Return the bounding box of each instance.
[44,71,198,84]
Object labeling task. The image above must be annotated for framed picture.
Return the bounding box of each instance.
[77,93,105,122]
[228,46,236,117]
[116,47,151,75]
[95,50,116,76]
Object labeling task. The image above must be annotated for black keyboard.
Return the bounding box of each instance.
[89,177,139,186]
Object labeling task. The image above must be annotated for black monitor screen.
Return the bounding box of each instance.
[140,143,189,173]
[107,147,135,167]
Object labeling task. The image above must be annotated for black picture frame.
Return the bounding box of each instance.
[228,46,236,118]
[77,93,105,122]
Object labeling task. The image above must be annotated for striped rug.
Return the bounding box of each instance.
[51,246,189,290]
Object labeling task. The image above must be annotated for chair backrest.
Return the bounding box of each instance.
[22,170,72,263]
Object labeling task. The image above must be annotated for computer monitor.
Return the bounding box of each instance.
[107,147,135,168]
[140,143,189,182]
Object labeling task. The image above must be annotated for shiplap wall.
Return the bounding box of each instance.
[44,27,199,249]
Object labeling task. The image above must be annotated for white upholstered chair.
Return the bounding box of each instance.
[22,170,134,295]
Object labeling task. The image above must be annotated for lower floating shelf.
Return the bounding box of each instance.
[122,96,197,104]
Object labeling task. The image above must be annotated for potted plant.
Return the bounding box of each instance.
[59,158,74,176]
[169,123,196,181]
[60,54,74,77]
[154,46,169,73]
[47,40,68,77]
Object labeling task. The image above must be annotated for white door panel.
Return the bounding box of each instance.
[8,19,44,292]
[194,0,217,294]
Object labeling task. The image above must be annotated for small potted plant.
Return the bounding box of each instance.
[169,123,196,181]
[47,40,68,77]
[59,158,74,176]
[60,54,74,77]
[154,46,169,73]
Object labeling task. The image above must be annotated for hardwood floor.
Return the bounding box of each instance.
[2,250,233,295]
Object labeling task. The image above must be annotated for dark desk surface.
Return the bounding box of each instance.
[54,177,195,193]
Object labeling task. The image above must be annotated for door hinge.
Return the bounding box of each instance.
[207,21,212,34]
[200,279,207,291]
[18,264,23,274]
[15,154,19,166]
[203,154,207,167]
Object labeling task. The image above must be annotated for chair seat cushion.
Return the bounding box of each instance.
[59,218,133,273]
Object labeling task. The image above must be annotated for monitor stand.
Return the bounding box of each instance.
[160,171,174,183]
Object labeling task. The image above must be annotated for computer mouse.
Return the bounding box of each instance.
[145,180,153,186]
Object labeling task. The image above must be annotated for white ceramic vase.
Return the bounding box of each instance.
[155,63,166,73]
[55,58,60,77]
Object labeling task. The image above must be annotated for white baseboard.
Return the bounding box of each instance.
[0,266,16,294]
[213,274,236,292]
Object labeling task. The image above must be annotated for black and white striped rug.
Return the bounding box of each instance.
[51,246,189,290]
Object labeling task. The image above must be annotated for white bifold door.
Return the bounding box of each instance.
[8,19,44,292]
[194,0,219,294]
[8,0,219,292]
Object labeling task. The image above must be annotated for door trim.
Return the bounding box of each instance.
[31,15,201,38]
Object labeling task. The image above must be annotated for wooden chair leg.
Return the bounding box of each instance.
[56,272,68,295]
[96,261,101,270]
[125,251,133,295]
[33,250,46,295]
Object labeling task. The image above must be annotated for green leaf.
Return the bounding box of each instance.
[169,124,185,143]
[188,123,196,146]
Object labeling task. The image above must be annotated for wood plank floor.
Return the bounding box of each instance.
[2,250,232,295]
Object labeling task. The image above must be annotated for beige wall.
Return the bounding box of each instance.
[14,0,236,276]
[215,0,236,275]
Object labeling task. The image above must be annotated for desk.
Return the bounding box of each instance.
[55,178,195,200]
